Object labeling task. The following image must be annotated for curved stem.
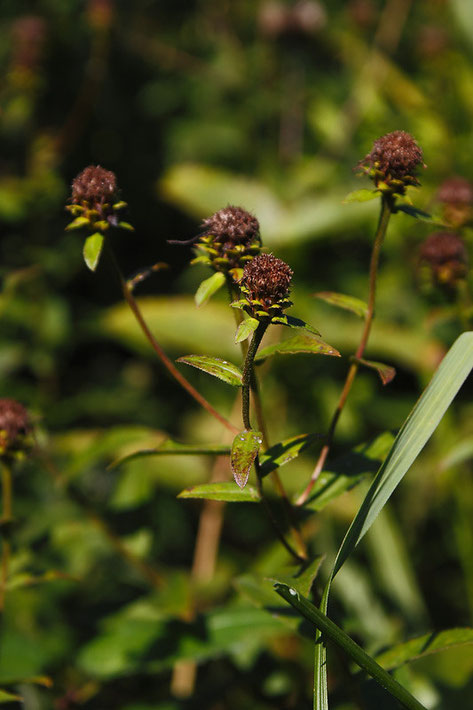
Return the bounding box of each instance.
[0,462,13,611]
[297,196,392,506]
[106,245,238,434]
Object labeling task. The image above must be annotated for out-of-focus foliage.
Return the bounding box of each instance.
[2,0,473,708]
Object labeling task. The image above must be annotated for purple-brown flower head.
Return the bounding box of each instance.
[436,177,473,227]
[236,253,293,321]
[0,399,32,460]
[359,131,424,195]
[191,206,262,280]
[66,165,132,236]
[418,232,468,286]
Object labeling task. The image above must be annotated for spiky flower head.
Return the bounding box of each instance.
[66,165,132,236]
[418,232,468,287]
[436,177,473,228]
[191,206,261,281]
[358,131,424,196]
[0,398,33,461]
[234,253,293,322]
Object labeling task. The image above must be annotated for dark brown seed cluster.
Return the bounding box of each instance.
[437,177,473,205]
[240,253,293,304]
[201,206,260,248]
[71,165,117,207]
[0,398,32,458]
[364,130,423,183]
[419,232,468,285]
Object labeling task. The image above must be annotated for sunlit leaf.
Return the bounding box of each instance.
[178,482,260,502]
[314,291,368,319]
[255,333,339,361]
[195,271,226,307]
[355,357,396,385]
[231,430,263,488]
[235,317,259,343]
[343,188,379,203]
[275,315,320,336]
[259,433,319,478]
[177,354,242,385]
[375,627,473,671]
[83,232,105,272]
[0,689,23,703]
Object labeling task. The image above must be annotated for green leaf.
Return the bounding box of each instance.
[235,317,259,343]
[0,689,23,703]
[231,430,263,488]
[278,315,320,336]
[333,331,473,579]
[117,221,135,231]
[195,271,226,307]
[375,627,473,671]
[343,188,379,203]
[259,433,319,478]
[302,432,394,512]
[83,232,105,272]
[109,440,231,469]
[274,584,427,710]
[255,333,340,361]
[395,204,434,222]
[314,291,368,319]
[178,482,260,502]
[177,354,242,386]
[355,357,396,385]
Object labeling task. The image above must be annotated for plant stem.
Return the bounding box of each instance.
[275,583,428,710]
[0,462,13,611]
[106,245,238,434]
[297,196,392,506]
[242,322,268,430]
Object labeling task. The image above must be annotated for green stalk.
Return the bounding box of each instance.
[242,321,268,430]
[0,462,13,611]
[275,583,428,710]
[297,195,392,506]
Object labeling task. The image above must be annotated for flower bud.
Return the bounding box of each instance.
[191,206,262,281]
[436,177,473,228]
[418,232,468,287]
[66,165,131,234]
[0,399,32,461]
[236,253,293,322]
[358,131,424,196]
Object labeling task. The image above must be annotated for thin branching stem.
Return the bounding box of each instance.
[297,196,392,506]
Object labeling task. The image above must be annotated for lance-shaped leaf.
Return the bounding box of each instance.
[314,291,368,319]
[374,627,473,671]
[109,440,231,469]
[178,482,261,502]
[272,314,320,336]
[259,433,319,478]
[65,215,90,231]
[83,232,105,272]
[395,204,435,222]
[235,317,259,343]
[231,430,263,488]
[177,355,242,386]
[355,357,396,385]
[195,271,226,307]
[343,188,379,203]
[0,690,23,704]
[255,333,340,362]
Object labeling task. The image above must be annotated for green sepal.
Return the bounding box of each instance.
[117,221,135,231]
[177,354,242,386]
[195,271,226,307]
[235,317,259,343]
[343,188,379,204]
[231,430,263,489]
[83,232,105,272]
[113,201,128,210]
[65,216,90,231]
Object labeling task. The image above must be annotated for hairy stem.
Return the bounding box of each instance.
[106,245,238,434]
[297,196,392,506]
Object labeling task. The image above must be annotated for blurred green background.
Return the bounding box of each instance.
[2,0,473,708]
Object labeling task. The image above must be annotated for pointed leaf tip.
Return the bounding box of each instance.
[231,430,263,488]
[83,232,105,272]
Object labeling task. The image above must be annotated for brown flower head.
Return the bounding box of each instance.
[0,399,32,459]
[71,165,117,207]
[201,206,260,248]
[240,253,293,307]
[359,131,424,195]
[436,177,473,227]
[418,232,468,286]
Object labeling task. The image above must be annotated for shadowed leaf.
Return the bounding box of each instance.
[109,440,231,469]
[343,188,379,203]
[259,433,319,478]
[375,627,473,671]
[314,292,368,319]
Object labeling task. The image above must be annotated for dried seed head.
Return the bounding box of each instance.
[71,165,117,206]
[359,131,424,194]
[418,232,468,285]
[0,398,32,458]
[201,206,260,248]
[437,177,473,205]
[240,253,293,304]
